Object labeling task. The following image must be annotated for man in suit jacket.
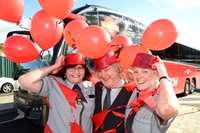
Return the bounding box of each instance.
[92,51,133,133]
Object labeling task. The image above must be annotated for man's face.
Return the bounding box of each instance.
[97,65,121,88]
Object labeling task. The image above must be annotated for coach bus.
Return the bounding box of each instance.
[8,4,200,127]
[152,42,200,95]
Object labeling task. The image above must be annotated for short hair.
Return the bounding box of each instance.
[111,63,123,74]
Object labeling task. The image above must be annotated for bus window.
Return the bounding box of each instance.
[79,10,146,44]
[152,42,200,65]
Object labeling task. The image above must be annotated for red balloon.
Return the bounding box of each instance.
[64,20,88,48]
[119,45,151,66]
[0,0,24,23]
[38,0,75,19]
[142,19,178,50]
[110,34,133,52]
[76,25,111,59]
[30,10,63,51]
[3,35,40,63]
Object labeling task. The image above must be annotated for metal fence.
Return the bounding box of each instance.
[0,55,17,78]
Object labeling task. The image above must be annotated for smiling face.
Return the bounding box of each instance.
[132,67,158,91]
[65,65,85,84]
[97,64,121,88]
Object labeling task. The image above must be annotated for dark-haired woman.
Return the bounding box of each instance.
[18,53,95,133]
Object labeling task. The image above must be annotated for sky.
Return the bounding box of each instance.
[1,0,200,50]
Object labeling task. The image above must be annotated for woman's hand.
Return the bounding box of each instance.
[54,55,66,68]
[152,56,168,78]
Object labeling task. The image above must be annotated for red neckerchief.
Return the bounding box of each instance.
[92,85,136,133]
[124,81,137,92]
[70,122,84,133]
[52,76,77,108]
[93,86,158,133]
[52,76,84,133]
[128,87,159,111]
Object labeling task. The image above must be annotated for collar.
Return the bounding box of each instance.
[65,79,81,89]
[109,79,126,88]
[103,78,125,89]
[103,79,125,93]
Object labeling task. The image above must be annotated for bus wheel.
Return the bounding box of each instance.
[183,80,190,96]
[189,80,196,94]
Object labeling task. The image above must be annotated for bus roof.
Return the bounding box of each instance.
[72,4,148,26]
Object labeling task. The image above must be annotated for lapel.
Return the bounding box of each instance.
[110,87,132,109]
[93,85,133,132]
[94,82,103,114]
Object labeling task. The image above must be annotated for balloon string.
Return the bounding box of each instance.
[56,20,63,28]
[67,30,76,48]
[67,48,77,54]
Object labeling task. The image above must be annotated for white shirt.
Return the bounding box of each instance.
[101,79,126,109]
